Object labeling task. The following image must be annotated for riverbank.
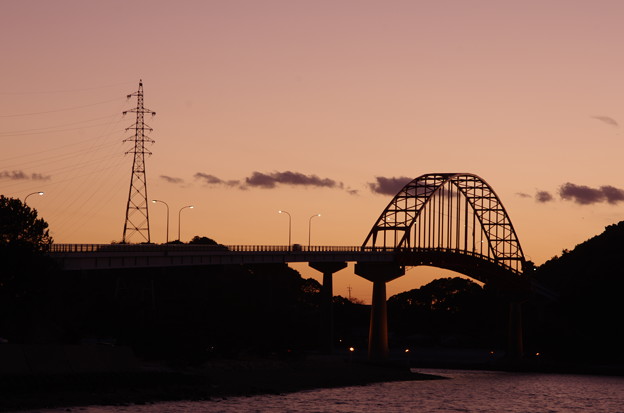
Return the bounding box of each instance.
[0,356,441,412]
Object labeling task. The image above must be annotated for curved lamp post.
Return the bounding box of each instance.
[278,210,292,248]
[24,191,44,204]
[178,205,194,242]
[152,200,170,243]
[308,213,321,247]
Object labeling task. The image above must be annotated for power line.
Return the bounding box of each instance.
[0,81,134,95]
[0,114,119,136]
[0,97,123,117]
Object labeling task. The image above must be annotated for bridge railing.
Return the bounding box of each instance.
[48,244,366,253]
[47,244,523,275]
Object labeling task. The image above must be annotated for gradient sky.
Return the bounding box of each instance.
[3,0,624,302]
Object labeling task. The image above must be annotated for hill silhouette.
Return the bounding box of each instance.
[529,221,624,363]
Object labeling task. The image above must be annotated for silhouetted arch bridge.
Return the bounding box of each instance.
[49,173,533,360]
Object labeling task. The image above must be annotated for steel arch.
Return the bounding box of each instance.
[362,173,526,275]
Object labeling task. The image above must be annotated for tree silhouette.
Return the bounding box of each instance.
[189,235,219,245]
[0,195,56,342]
[0,195,52,250]
[388,277,506,348]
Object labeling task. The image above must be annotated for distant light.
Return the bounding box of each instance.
[535,352,540,357]
[349,347,355,352]
[405,349,410,353]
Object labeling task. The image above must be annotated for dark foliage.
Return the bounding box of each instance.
[388,277,507,348]
[32,261,325,362]
[528,221,624,362]
[0,195,52,250]
[188,236,219,245]
[0,196,58,343]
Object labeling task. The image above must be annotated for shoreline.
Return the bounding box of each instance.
[0,356,441,412]
[2,351,622,412]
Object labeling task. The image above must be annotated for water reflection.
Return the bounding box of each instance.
[26,369,624,413]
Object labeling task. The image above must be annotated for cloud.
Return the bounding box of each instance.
[195,173,224,184]
[559,182,624,205]
[245,171,339,189]
[368,176,412,195]
[194,172,240,187]
[0,170,50,181]
[193,170,358,193]
[535,190,554,203]
[515,192,531,198]
[160,175,184,184]
[599,185,624,204]
[591,115,619,128]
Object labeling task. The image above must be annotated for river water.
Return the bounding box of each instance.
[26,369,624,413]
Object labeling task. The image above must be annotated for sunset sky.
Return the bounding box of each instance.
[3,1,624,302]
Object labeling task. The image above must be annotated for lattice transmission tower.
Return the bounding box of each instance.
[121,80,156,243]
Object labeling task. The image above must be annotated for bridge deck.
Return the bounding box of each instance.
[48,244,395,271]
[48,244,521,275]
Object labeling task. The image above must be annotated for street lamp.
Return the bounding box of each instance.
[24,191,44,204]
[178,205,194,241]
[152,200,170,243]
[308,213,321,247]
[278,210,291,248]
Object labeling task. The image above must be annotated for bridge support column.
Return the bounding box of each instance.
[508,301,524,360]
[354,262,405,362]
[309,262,347,354]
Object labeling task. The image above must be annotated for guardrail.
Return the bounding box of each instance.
[48,244,366,253]
[47,244,523,275]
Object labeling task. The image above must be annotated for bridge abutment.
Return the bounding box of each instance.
[309,262,348,354]
[354,262,405,361]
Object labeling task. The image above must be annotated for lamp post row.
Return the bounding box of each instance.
[19,195,320,247]
[152,200,194,243]
[279,210,322,248]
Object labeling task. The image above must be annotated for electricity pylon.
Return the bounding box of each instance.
[122,80,156,243]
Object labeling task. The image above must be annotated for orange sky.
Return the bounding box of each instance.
[3,1,624,302]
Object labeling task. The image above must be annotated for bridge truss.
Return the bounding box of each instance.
[362,173,526,276]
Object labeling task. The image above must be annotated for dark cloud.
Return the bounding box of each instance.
[194,172,240,187]
[515,192,531,198]
[599,185,624,204]
[245,171,339,189]
[0,170,50,181]
[559,182,624,205]
[560,183,603,205]
[592,115,619,128]
[535,191,554,203]
[195,173,223,184]
[368,176,412,195]
[160,175,184,184]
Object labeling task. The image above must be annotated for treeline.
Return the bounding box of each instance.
[526,221,624,363]
[2,196,623,364]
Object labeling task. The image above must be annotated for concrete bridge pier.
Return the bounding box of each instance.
[309,262,347,354]
[354,262,405,361]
